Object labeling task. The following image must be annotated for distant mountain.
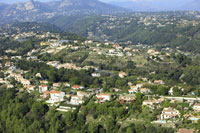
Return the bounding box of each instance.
[0,3,8,12]
[109,0,194,11]
[181,0,200,11]
[109,1,157,11]
[0,0,128,25]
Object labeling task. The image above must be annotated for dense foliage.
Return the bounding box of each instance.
[0,86,175,133]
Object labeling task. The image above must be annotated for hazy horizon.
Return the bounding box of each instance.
[0,0,197,12]
[1,0,183,4]
[0,0,116,4]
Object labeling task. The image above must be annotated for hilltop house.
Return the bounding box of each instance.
[26,85,35,93]
[119,94,135,104]
[70,96,84,105]
[39,85,48,93]
[42,91,50,99]
[64,82,71,87]
[96,93,111,103]
[161,107,180,120]
[53,83,61,88]
[142,99,164,109]
[35,73,42,78]
[140,88,151,94]
[128,85,138,94]
[21,79,31,86]
[77,91,89,97]
[193,103,200,112]
[119,71,127,78]
[72,85,84,90]
[136,83,144,88]
[154,80,165,85]
[91,73,101,77]
[46,91,65,104]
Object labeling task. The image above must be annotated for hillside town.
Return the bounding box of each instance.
[0,23,200,132]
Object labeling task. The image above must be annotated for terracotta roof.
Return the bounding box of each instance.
[72,85,81,88]
[97,93,111,96]
[40,85,47,87]
[50,90,62,94]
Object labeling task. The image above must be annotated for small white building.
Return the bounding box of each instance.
[91,73,101,77]
[21,79,31,86]
[119,71,127,78]
[154,80,165,85]
[39,85,48,93]
[72,85,84,90]
[142,99,164,109]
[70,96,84,105]
[77,91,88,97]
[96,93,111,103]
[128,85,138,94]
[140,88,151,94]
[49,91,65,103]
[26,85,35,93]
[119,94,135,103]
[193,103,200,112]
[161,107,180,120]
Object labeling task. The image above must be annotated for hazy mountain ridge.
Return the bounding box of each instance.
[47,12,200,52]
[0,0,128,25]
[109,0,200,11]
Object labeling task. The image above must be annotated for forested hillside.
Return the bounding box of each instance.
[49,12,200,52]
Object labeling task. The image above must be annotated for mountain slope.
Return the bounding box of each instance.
[0,0,128,25]
[48,12,200,52]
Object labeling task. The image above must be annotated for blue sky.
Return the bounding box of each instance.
[1,0,114,4]
[0,0,117,4]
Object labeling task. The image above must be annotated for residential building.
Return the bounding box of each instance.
[70,96,84,105]
[42,91,50,98]
[26,85,35,93]
[77,91,88,97]
[91,73,101,77]
[193,103,200,112]
[161,107,180,120]
[64,82,71,87]
[39,85,48,93]
[136,83,144,88]
[96,93,111,103]
[119,71,127,78]
[119,94,135,104]
[140,88,151,94]
[35,73,42,78]
[128,89,137,94]
[154,80,165,85]
[21,79,31,86]
[72,85,84,90]
[142,99,163,109]
[49,91,65,103]
[53,83,61,88]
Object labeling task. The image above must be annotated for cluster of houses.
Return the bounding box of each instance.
[128,83,151,94]
[143,97,200,123]
[47,61,98,71]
